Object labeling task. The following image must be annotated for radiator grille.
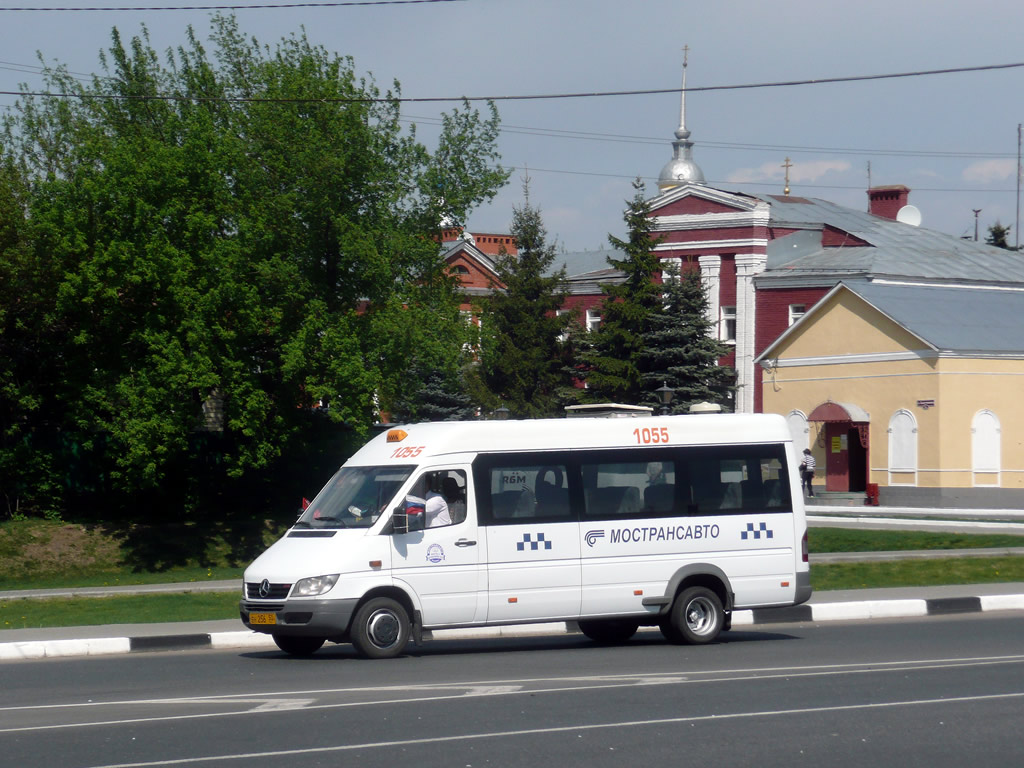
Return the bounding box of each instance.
[245,582,292,600]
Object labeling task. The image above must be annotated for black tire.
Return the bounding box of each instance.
[662,586,724,645]
[350,597,411,659]
[272,634,325,657]
[578,619,639,645]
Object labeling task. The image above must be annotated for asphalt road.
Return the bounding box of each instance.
[3,612,1023,768]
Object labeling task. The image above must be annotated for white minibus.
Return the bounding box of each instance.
[240,413,811,658]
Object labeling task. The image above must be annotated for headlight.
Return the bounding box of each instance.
[292,574,340,597]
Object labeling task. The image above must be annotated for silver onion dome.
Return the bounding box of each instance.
[657,49,704,191]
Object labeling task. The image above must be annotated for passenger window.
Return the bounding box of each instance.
[686,453,791,514]
[487,464,571,521]
[581,460,676,518]
[406,469,468,530]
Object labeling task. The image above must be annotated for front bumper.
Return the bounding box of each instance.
[239,597,360,639]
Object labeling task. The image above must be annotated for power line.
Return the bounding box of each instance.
[0,1,463,10]
[0,57,1012,161]
[1,55,1012,162]
[2,61,1022,105]
[403,114,1015,161]
[506,165,1019,195]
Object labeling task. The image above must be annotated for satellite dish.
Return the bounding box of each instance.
[896,204,922,227]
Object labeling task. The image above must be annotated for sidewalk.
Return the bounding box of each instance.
[3,579,1024,661]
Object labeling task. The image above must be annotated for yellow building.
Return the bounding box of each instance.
[757,282,1024,508]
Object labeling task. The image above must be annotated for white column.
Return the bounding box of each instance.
[697,254,721,330]
[734,253,767,414]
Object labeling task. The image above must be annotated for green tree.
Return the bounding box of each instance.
[390,363,476,423]
[0,16,508,525]
[0,157,67,518]
[986,221,1013,249]
[475,187,573,418]
[638,264,735,412]
[583,180,664,403]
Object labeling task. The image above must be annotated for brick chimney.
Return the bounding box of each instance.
[867,185,910,220]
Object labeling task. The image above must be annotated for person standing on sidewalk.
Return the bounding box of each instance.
[799,448,816,497]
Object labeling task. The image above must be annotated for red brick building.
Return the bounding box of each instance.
[444,59,1022,420]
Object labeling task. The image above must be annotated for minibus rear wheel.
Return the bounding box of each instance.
[578,619,639,644]
[272,634,325,657]
[351,597,411,659]
[662,586,724,645]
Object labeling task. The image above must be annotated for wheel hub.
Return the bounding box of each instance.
[366,609,400,648]
[686,598,714,634]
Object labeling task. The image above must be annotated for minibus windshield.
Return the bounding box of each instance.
[295,466,414,529]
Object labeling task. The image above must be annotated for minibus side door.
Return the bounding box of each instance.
[476,458,582,622]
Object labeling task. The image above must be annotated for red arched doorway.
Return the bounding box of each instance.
[807,402,869,493]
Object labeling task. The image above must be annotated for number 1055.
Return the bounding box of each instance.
[633,427,669,444]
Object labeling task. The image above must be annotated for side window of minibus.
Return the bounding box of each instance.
[581,460,676,518]
[405,469,468,529]
[685,448,792,514]
[487,464,571,521]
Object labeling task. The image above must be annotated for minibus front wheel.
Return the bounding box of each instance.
[662,586,724,645]
[351,597,411,659]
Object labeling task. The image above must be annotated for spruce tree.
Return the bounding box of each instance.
[986,221,1013,249]
[584,180,664,403]
[475,187,573,417]
[639,263,735,412]
[390,363,476,423]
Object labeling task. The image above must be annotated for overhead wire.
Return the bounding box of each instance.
[0,1,464,10]
[1,54,1019,194]
[501,165,1019,195]
[1,61,1022,105]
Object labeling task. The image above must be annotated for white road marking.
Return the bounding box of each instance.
[5,653,1023,714]
[81,690,1024,768]
[2,654,1023,735]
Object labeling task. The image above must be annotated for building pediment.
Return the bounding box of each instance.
[649,184,761,217]
[442,241,502,290]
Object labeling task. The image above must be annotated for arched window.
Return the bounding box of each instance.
[888,410,917,485]
[786,410,809,456]
[972,410,1001,486]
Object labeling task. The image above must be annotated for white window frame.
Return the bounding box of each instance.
[720,305,737,344]
[971,409,1001,486]
[788,304,807,326]
[586,309,601,333]
[887,409,918,485]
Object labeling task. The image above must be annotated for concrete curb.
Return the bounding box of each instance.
[4,593,1023,661]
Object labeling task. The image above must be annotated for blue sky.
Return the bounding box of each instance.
[2,0,1023,251]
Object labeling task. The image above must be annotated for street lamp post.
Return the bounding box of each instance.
[655,383,674,415]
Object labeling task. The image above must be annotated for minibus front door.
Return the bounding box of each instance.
[390,467,487,626]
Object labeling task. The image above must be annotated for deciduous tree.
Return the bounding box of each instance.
[0,15,508,525]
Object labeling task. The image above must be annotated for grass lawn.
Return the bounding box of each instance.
[1,592,241,631]
[808,528,1024,553]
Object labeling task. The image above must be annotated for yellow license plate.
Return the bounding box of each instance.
[250,612,277,625]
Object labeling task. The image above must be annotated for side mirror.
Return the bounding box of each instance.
[392,506,408,535]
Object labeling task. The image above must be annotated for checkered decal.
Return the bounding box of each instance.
[742,522,773,540]
[517,533,552,551]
